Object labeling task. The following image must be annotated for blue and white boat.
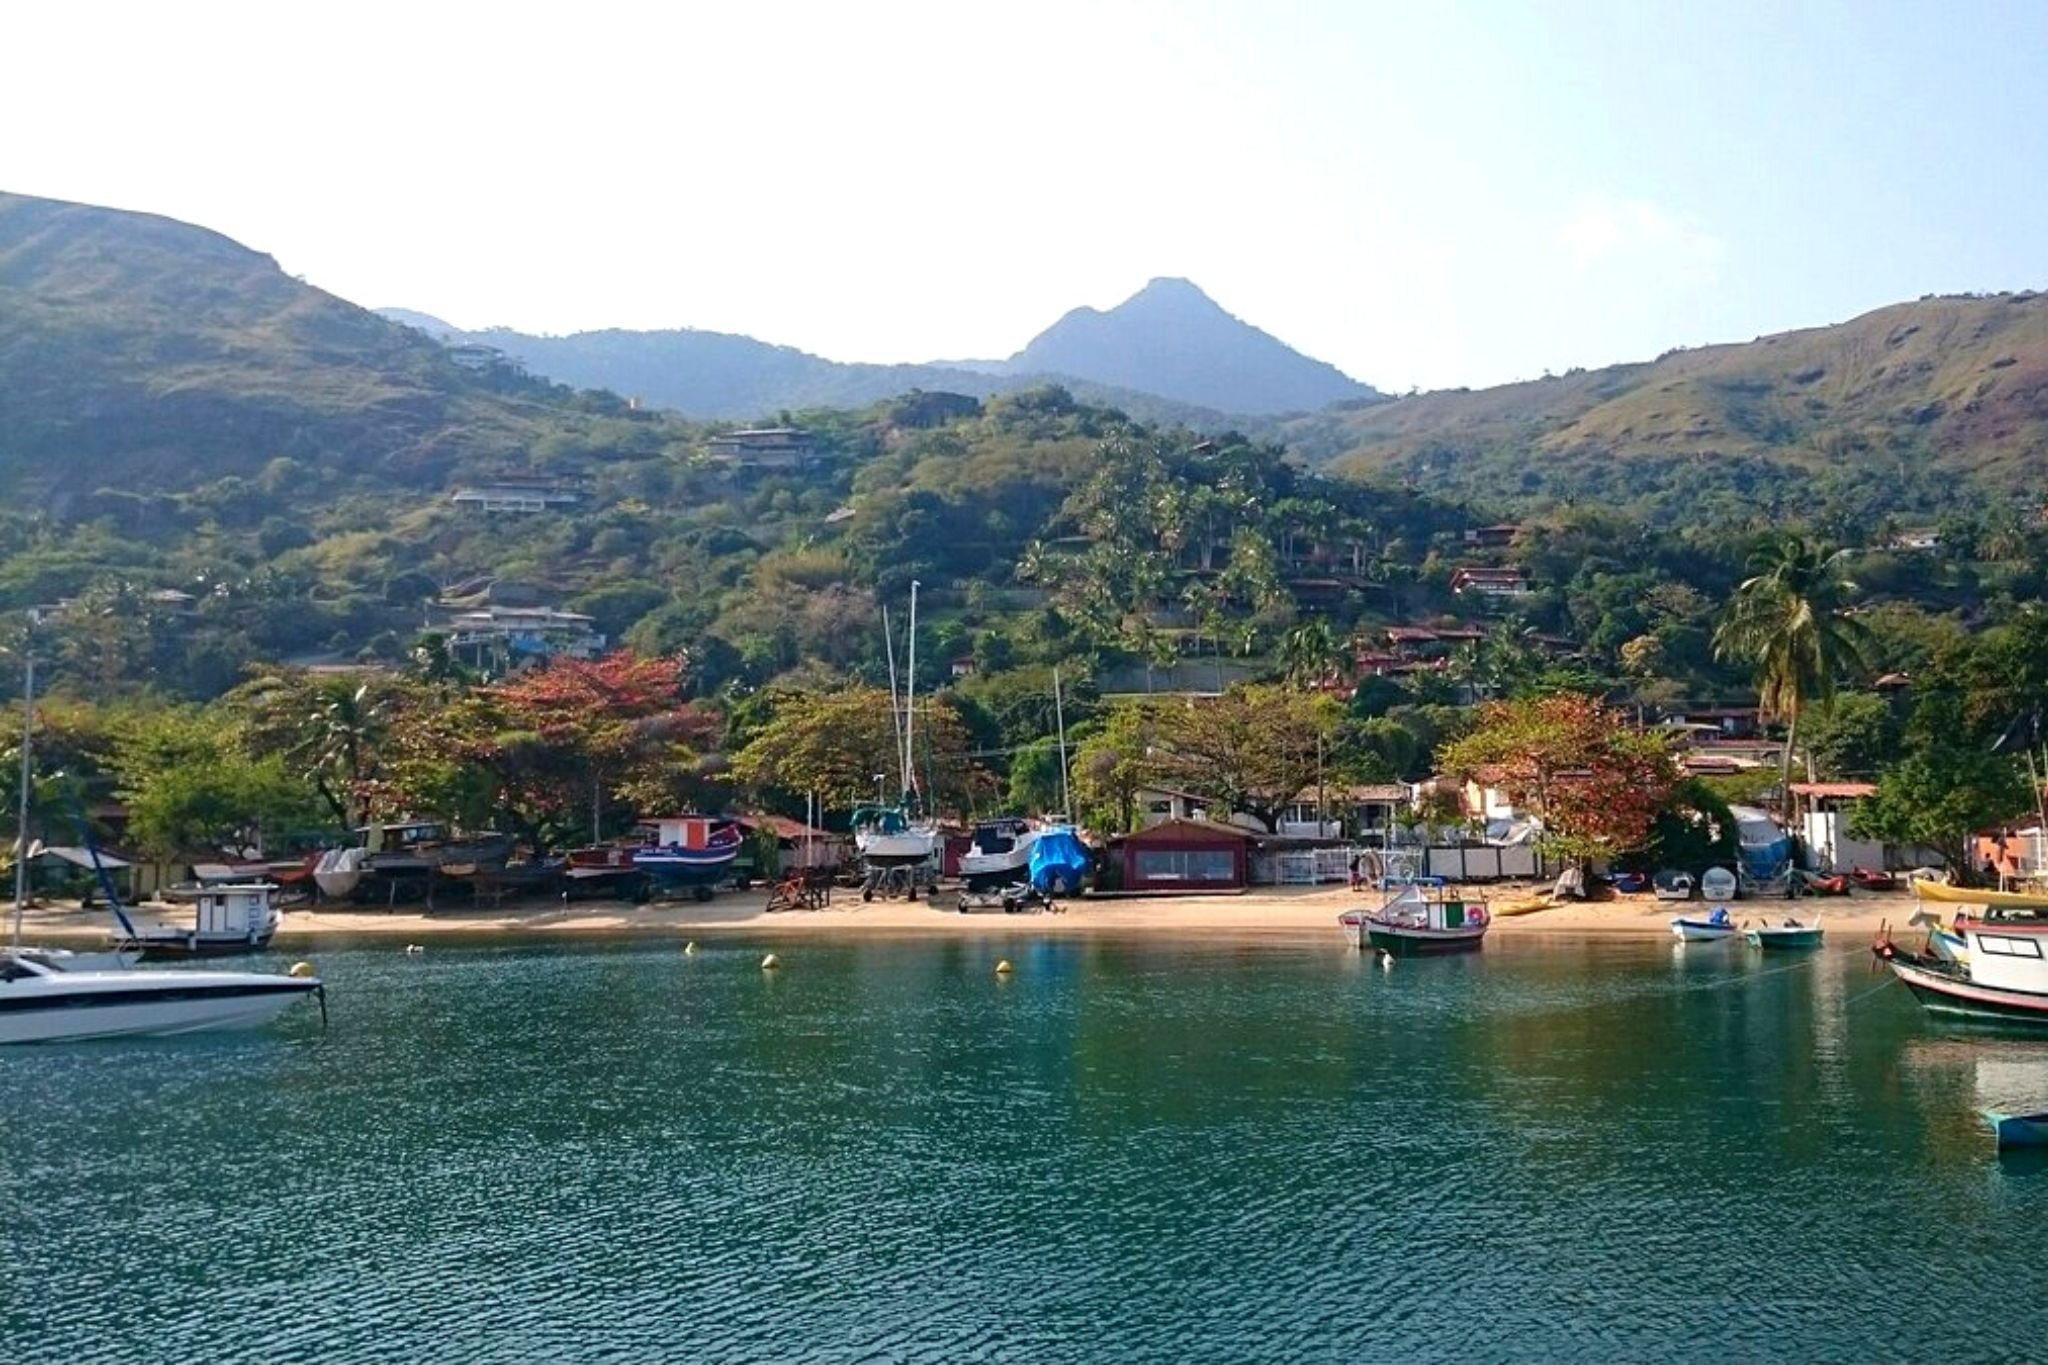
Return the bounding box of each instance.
[1670,906,1739,943]
[632,817,742,901]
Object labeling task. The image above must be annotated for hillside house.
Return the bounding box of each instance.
[451,476,583,515]
[1450,566,1530,598]
[445,605,605,667]
[1462,523,1521,549]
[1887,528,1942,553]
[448,343,520,373]
[707,427,816,471]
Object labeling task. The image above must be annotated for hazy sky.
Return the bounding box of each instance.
[8,1,2046,391]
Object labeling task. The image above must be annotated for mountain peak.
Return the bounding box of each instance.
[1003,277,1374,415]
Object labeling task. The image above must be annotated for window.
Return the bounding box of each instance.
[1133,848,1237,883]
[1976,934,2044,959]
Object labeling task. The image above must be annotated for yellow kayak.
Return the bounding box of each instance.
[1913,881,2048,910]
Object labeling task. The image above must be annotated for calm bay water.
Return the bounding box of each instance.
[5,934,2047,1362]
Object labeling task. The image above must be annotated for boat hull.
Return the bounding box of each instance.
[1914,882,2048,910]
[121,930,279,960]
[1883,952,2048,1027]
[1984,1109,2048,1149]
[1747,928,1824,950]
[0,979,319,1044]
[1364,925,1486,956]
[1671,917,1738,942]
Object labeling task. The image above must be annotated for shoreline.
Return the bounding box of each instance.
[10,883,1926,949]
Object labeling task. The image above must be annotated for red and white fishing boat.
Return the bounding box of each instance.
[1875,914,2048,1026]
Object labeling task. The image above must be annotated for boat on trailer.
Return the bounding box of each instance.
[1876,915,2048,1027]
[1671,906,1739,942]
[959,818,1038,892]
[1340,877,1489,956]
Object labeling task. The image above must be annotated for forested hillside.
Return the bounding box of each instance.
[1285,293,2048,518]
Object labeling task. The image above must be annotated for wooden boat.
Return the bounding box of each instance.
[1746,917,1823,950]
[114,881,282,959]
[1850,867,1900,892]
[1913,882,2048,910]
[1339,877,1489,956]
[1799,870,1851,896]
[1875,916,2048,1027]
[634,817,742,901]
[1652,869,1694,901]
[1612,870,1651,895]
[1671,907,1739,942]
[1983,1109,2048,1149]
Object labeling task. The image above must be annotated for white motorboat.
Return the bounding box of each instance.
[959,818,1038,890]
[1652,869,1694,901]
[1670,907,1740,942]
[0,948,323,1044]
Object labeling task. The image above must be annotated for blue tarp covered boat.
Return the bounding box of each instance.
[1029,827,1090,895]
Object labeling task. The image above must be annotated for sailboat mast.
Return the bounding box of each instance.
[1054,665,1071,818]
[904,580,920,804]
[11,640,33,949]
[882,604,904,796]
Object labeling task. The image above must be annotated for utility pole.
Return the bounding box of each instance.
[1053,666,1071,818]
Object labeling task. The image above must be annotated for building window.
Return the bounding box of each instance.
[1133,849,1236,883]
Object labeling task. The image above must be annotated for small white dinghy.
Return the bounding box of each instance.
[1699,866,1739,901]
[1671,906,1740,942]
[1653,869,1695,902]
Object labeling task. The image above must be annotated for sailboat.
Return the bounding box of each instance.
[856,584,938,893]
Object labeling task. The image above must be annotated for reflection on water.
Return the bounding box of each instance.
[5,936,2047,1362]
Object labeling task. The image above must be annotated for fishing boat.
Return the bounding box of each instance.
[633,817,742,901]
[562,844,644,900]
[1671,906,1740,942]
[1652,869,1695,901]
[0,948,323,1044]
[959,818,1038,891]
[1746,917,1823,950]
[114,880,281,958]
[1982,1109,2048,1149]
[1339,877,1490,956]
[1875,917,2048,1026]
[1913,882,2048,911]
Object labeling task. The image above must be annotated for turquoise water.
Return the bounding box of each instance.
[5,935,2047,1362]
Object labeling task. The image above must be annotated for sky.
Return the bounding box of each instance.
[7,0,2048,392]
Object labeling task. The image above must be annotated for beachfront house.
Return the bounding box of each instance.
[1112,820,1254,893]
[1794,782,1946,872]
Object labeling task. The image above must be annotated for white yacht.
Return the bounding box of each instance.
[0,948,323,1044]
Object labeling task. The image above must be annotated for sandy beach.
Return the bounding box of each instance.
[11,882,1925,949]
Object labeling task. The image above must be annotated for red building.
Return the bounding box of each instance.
[1116,820,1255,892]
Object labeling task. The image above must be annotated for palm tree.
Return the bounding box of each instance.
[1713,533,1873,812]
[302,681,389,829]
[1279,620,1347,689]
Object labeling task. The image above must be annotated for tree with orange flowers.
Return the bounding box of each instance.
[1437,693,1678,861]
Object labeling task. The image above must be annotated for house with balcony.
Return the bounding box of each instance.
[444,605,606,669]
[707,426,817,471]
[450,476,583,515]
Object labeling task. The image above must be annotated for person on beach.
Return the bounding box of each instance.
[1348,853,1362,892]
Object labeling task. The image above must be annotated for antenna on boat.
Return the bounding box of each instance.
[10,615,33,950]
[1053,665,1071,819]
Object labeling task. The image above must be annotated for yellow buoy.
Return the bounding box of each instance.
[995,959,1015,976]
[288,960,317,979]
[760,953,779,970]
[683,941,698,955]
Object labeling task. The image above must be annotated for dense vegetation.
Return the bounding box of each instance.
[6,189,2048,875]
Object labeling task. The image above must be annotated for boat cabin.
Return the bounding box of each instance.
[161,881,279,942]
[640,816,735,850]
[1957,919,2048,995]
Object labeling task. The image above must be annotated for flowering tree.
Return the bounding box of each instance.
[1438,693,1678,861]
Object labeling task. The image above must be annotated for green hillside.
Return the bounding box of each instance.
[0,190,667,498]
[1285,293,2048,516]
